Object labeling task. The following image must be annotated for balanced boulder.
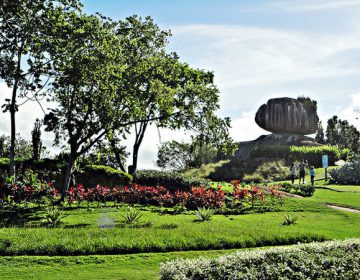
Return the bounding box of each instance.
[255,97,319,135]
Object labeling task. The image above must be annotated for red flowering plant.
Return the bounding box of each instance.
[93,184,110,206]
[268,186,284,207]
[157,191,174,207]
[248,186,266,209]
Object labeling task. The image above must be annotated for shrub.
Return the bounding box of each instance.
[134,170,209,192]
[276,182,315,197]
[329,158,360,185]
[281,214,298,226]
[194,207,215,222]
[244,160,289,183]
[160,239,360,280]
[77,165,132,188]
[42,207,64,227]
[120,207,143,224]
[250,145,349,167]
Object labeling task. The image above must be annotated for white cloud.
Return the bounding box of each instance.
[338,92,360,128]
[271,0,360,13]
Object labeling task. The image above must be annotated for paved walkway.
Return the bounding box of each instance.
[326,204,360,213]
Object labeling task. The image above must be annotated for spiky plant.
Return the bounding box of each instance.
[194,207,215,222]
[120,207,143,224]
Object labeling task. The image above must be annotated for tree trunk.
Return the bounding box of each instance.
[110,139,126,172]
[61,155,75,201]
[131,143,140,175]
[9,95,17,178]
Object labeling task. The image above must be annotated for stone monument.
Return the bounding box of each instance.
[235,97,320,161]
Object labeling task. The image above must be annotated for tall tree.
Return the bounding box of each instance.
[114,16,234,174]
[315,121,325,144]
[31,118,42,160]
[0,0,81,176]
[44,13,136,199]
[326,115,360,154]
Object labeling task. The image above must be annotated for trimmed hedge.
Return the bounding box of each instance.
[75,165,132,188]
[251,145,349,167]
[134,170,209,192]
[160,239,360,280]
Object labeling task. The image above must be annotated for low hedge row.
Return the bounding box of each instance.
[134,170,209,192]
[250,145,349,167]
[160,239,360,280]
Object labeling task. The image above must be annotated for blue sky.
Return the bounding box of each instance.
[2,0,360,168]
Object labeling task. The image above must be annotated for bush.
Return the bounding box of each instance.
[194,207,215,222]
[160,239,360,280]
[244,160,289,183]
[76,165,132,188]
[250,145,349,167]
[276,182,315,197]
[134,170,209,192]
[329,158,360,185]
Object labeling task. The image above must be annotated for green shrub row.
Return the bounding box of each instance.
[160,239,360,280]
[276,182,315,197]
[250,145,349,167]
[134,170,209,192]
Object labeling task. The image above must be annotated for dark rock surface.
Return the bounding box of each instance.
[255,98,319,135]
[235,133,320,161]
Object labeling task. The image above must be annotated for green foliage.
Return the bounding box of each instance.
[120,207,143,224]
[329,158,360,185]
[251,145,348,167]
[42,207,64,227]
[156,140,218,171]
[160,239,360,280]
[194,207,215,222]
[184,160,230,179]
[244,160,289,183]
[281,214,298,226]
[134,170,209,192]
[31,119,43,161]
[0,134,33,160]
[277,182,315,197]
[326,115,360,155]
[297,96,318,111]
[315,120,326,144]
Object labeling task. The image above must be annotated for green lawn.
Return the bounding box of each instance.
[0,249,240,280]
[0,183,359,279]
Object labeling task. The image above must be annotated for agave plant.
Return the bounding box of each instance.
[42,207,64,227]
[330,158,360,184]
[281,214,298,226]
[194,207,215,222]
[120,207,143,224]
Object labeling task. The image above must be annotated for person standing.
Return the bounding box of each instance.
[290,162,296,184]
[310,166,315,186]
[297,159,308,184]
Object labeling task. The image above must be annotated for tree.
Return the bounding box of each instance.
[156,139,218,171]
[44,13,135,199]
[0,0,81,176]
[0,134,33,160]
[113,16,235,174]
[315,121,325,144]
[156,141,192,171]
[326,115,360,154]
[31,118,42,160]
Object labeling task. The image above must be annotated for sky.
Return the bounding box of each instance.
[2,0,360,169]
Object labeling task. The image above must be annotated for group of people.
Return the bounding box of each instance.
[289,160,315,185]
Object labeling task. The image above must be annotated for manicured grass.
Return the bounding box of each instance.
[323,185,360,192]
[0,249,240,280]
[309,188,360,209]
[0,183,358,279]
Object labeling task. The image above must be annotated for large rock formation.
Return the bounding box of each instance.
[255,97,319,135]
